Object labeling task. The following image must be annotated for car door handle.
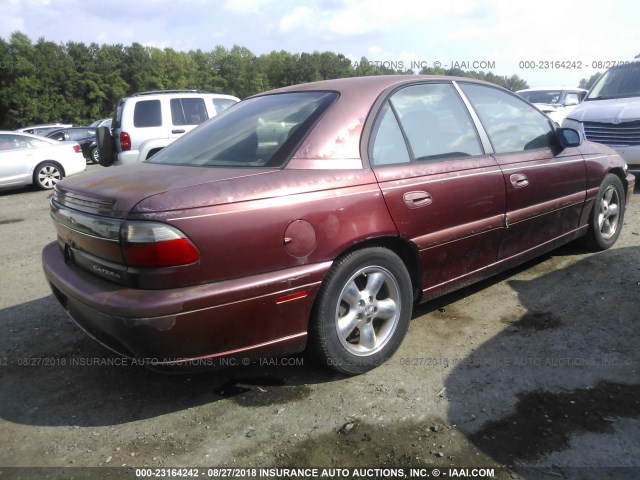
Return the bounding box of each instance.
[403,191,432,208]
[510,173,529,188]
[171,129,186,134]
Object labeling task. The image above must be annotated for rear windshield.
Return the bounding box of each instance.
[586,63,640,100]
[149,91,337,168]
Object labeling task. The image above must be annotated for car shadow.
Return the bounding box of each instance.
[0,294,343,427]
[444,245,640,474]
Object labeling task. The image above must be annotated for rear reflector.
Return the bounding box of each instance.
[122,222,199,268]
[73,145,82,153]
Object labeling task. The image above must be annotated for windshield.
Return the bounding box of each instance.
[149,91,337,168]
[519,90,562,104]
[587,64,640,100]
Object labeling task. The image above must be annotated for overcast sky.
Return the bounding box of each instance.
[2,0,639,90]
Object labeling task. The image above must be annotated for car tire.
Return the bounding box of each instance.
[90,147,99,164]
[33,162,63,190]
[308,247,413,375]
[584,173,625,251]
[96,126,115,167]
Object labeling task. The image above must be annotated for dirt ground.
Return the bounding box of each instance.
[0,164,638,480]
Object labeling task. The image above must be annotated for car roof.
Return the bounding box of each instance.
[46,127,95,136]
[48,127,96,131]
[250,75,510,162]
[122,91,240,101]
[261,74,502,96]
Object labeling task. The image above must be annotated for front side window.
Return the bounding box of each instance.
[564,93,580,105]
[133,100,162,128]
[149,91,337,168]
[0,135,48,150]
[171,98,209,126]
[460,83,556,154]
[67,129,95,140]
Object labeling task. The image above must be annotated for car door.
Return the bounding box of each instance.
[0,134,35,187]
[168,97,209,141]
[458,83,586,260]
[369,82,506,296]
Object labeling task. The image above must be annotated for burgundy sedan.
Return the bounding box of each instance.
[42,76,635,375]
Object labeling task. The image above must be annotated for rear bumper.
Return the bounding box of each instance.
[42,242,330,365]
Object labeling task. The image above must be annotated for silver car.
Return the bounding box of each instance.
[0,131,86,190]
[562,62,640,175]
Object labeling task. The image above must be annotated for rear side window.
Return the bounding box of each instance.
[460,83,556,154]
[133,100,162,128]
[149,91,337,168]
[369,102,410,165]
[171,98,209,126]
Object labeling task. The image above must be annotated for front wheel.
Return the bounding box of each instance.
[90,147,99,164]
[584,174,625,250]
[308,247,413,375]
[33,162,63,190]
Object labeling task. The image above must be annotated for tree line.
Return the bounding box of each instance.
[0,31,599,130]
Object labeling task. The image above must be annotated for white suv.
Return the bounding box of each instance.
[100,90,239,166]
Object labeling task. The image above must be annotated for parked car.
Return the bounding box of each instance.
[562,61,640,175]
[0,131,86,190]
[516,87,587,124]
[42,76,634,375]
[46,127,98,163]
[16,123,73,136]
[90,118,112,129]
[97,90,240,167]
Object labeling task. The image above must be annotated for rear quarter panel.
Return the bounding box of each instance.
[130,168,399,289]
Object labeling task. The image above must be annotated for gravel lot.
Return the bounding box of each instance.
[1,164,639,480]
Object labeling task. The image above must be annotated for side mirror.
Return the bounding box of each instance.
[563,97,579,106]
[557,128,582,148]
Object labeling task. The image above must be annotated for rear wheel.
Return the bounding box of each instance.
[584,174,625,250]
[309,247,412,375]
[90,147,99,164]
[34,162,63,190]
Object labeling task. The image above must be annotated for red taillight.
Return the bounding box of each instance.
[73,145,82,153]
[120,132,131,151]
[122,222,199,268]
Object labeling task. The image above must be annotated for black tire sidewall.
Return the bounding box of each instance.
[96,126,115,167]
[589,174,625,250]
[311,247,412,375]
